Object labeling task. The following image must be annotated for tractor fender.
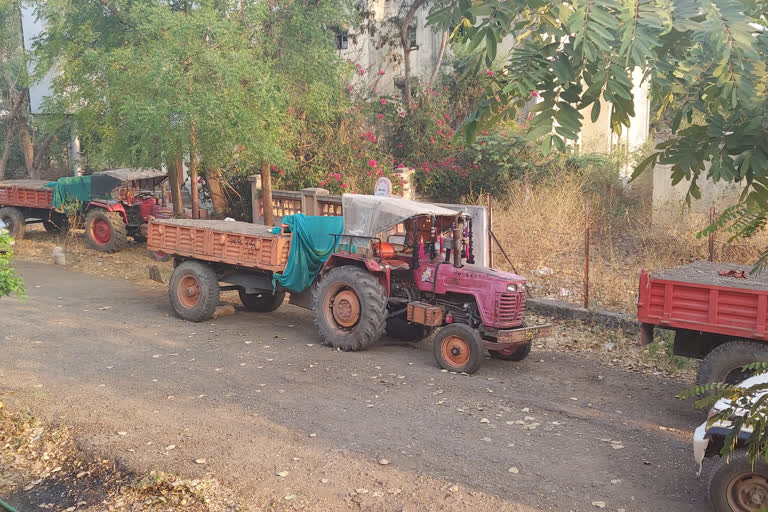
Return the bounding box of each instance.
[86,201,127,223]
[322,254,391,296]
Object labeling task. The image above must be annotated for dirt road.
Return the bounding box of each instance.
[1,262,705,511]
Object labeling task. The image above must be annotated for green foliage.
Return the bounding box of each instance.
[428,0,768,213]
[679,362,768,466]
[34,0,357,181]
[0,231,25,298]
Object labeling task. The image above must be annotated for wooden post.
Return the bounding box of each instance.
[261,160,274,226]
[189,125,199,219]
[708,206,716,262]
[487,193,493,268]
[169,154,184,217]
[584,197,590,309]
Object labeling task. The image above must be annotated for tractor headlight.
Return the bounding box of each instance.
[506,283,519,292]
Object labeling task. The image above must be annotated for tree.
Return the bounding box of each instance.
[34,0,355,218]
[428,0,767,241]
[0,230,24,298]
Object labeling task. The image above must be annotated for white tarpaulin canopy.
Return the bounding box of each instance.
[97,168,166,181]
[342,194,460,238]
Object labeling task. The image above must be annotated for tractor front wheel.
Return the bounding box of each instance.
[169,260,220,322]
[433,324,484,374]
[239,289,285,313]
[84,209,128,253]
[313,266,387,351]
[489,341,532,362]
[0,207,25,239]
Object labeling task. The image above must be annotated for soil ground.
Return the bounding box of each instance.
[1,259,709,512]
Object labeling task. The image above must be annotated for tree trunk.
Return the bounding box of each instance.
[399,0,426,113]
[206,168,227,218]
[426,30,448,93]
[18,117,35,178]
[261,160,274,226]
[169,154,185,217]
[189,125,199,219]
[0,94,25,181]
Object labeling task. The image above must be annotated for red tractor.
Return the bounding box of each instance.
[149,194,551,374]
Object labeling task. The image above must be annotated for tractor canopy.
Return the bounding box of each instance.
[341,194,460,238]
[46,168,166,210]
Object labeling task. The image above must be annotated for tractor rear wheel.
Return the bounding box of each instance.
[0,207,25,239]
[169,260,220,322]
[239,289,285,312]
[313,266,387,351]
[84,209,128,253]
[433,324,484,374]
[489,341,532,361]
[385,317,433,342]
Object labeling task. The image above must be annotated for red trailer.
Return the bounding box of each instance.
[638,261,768,385]
[0,180,62,238]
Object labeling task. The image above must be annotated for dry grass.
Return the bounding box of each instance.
[490,170,768,313]
[13,225,174,286]
[0,401,243,511]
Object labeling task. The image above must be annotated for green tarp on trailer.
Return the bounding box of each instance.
[273,214,344,292]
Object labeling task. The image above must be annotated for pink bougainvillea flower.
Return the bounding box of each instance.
[450,129,455,135]
[359,69,365,76]
[368,159,377,167]
[368,171,372,176]
[430,137,435,144]
[377,114,383,119]
[486,70,495,76]
[482,131,489,135]
[397,143,403,148]
[270,165,277,171]
[380,98,386,104]
[531,90,538,97]
[473,164,478,169]
[279,169,285,175]
[437,120,442,125]
[520,124,526,128]
[342,183,348,188]
[481,141,486,146]
[378,70,385,75]
[319,181,325,186]
[402,180,408,185]
[444,114,450,119]
[347,85,354,91]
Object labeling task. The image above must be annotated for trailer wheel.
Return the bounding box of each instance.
[313,266,387,351]
[433,324,484,374]
[169,260,220,322]
[697,341,768,386]
[239,289,285,313]
[385,317,434,342]
[708,450,768,512]
[84,209,128,253]
[489,341,532,361]
[0,207,25,239]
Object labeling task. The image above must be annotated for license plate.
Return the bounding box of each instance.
[498,324,553,343]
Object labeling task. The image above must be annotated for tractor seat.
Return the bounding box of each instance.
[384,259,411,271]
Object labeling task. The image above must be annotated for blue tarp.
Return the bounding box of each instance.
[273,214,344,293]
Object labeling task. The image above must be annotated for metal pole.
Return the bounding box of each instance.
[708,206,716,262]
[487,193,493,268]
[584,197,590,309]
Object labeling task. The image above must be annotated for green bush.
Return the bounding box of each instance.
[0,231,25,298]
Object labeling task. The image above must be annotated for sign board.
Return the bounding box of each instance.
[373,177,392,197]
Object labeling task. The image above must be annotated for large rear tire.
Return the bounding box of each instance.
[0,206,25,239]
[313,266,387,351]
[708,450,768,512]
[433,324,484,374]
[169,260,220,322]
[697,341,768,386]
[84,209,128,253]
[239,289,285,313]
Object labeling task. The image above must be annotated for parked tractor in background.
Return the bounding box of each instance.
[148,194,551,373]
[0,168,174,253]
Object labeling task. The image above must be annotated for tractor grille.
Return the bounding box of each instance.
[496,292,526,326]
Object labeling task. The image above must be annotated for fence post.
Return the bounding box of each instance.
[301,188,329,216]
[487,194,493,268]
[708,206,716,262]
[247,174,262,223]
[584,197,590,309]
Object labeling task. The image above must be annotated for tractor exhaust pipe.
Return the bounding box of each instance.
[452,227,462,268]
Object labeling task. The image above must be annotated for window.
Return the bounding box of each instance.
[336,32,349,50]
[407,25,417,49]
